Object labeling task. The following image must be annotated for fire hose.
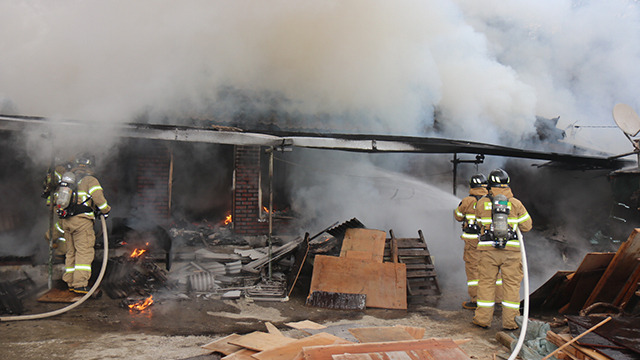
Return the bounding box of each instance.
[507,227,529,360]
[0,215,109,321]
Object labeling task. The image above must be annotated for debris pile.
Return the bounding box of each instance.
[199,321,472,360]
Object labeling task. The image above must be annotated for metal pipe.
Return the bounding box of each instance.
[268,148,274,280]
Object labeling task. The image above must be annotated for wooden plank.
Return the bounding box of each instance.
[228,331,297,352]
[265,322,284,337]
[348,327,415,343]
[614,260,640,307]
[302,338,467,360]
[332,350,433,360]
[222,349,259,360]
[340,228,387,263]
[308,255,407,310]
[558,334,615,360]
[546,331,596,360]
[285,320,327,331]
[529,271,573,313]
[561,253,615,314]
[394,325,425,340]
[584,229,640,308]
[202,333,244,355]
[253,332,352,360]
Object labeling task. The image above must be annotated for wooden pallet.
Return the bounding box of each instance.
[384,229,441,304]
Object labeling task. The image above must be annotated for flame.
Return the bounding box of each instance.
[263,206,269,213]
[224,214,232,225]
[128,295,153,311]
[130,248,146,258]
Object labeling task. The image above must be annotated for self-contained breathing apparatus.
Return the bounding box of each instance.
[479,194,518,249]
[55,172,93,218]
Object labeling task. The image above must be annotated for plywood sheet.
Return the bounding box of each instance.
[584,229,640,307]
[340,229,387,263]
[253,332,352,360]
[308,255,407,310]
[202,333,244,354]
[303,338,469,360]
[332,350,433,360]
[228,331,296,352]
[394,325,425,340]
[347,327,414,343]
[222,348,258,360]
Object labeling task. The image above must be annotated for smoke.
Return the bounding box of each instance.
[1,1,638,299]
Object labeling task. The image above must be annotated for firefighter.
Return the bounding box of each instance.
[472,168,532,330]
[42,160,73,257]
[454,174,488,310]
[60,153,111,294]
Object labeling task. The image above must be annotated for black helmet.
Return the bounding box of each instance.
[74,152,95,168]
[469,174,488,188]
[488,168,510,187]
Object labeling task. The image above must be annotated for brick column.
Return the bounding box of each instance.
[135,142,171,225]
[233,145,268,235]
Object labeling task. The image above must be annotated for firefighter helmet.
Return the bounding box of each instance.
[488,168,510,187]
[469,174,488,188]
[74,153,95,168]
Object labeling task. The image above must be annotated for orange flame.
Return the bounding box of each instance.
[128,295,153,311]
[130,248,146,258]
[263,206,269,213]
[224,214,232,225]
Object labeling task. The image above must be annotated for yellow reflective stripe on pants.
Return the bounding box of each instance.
[467,280,478,286]
[502,300,520,309]
[75,264,92,272]
[477,300,494,308]
[65,267,75,273]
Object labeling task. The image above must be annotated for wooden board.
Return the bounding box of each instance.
[347,327,415,343]
[37,288,82,303]
[265,322,284,337]
[584,228,640,308]
[285,320,327,331]
[253,332,352,360]
[309,255,406,310]
[332,350,434,360]
[222,348,258,360]
[340,229,387,263]
[394,325,425,340]
[529,270,573,313]
[287,234,310,297]
[202,333,245,354]
[560,253,615,314]
[228,331,296,352]
[303,338,469,360]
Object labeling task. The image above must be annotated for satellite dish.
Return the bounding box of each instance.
[613,103,640,137]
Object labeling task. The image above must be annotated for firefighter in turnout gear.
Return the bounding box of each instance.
[472,168,532,330]
[60,153,111,294]
[42,161,73,257]
[454,174,488,310]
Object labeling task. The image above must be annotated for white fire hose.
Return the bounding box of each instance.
[0,215,109,321]
[507,227,529,360]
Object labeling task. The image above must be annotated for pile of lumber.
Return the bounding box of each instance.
[201,321,471,360]
[545,315,640,360]
[529,228,640,315]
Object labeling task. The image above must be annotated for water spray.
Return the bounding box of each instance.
[0,215,109,321]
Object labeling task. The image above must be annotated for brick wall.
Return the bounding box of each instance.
[135,142,171,225]
[233,145,268,235]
